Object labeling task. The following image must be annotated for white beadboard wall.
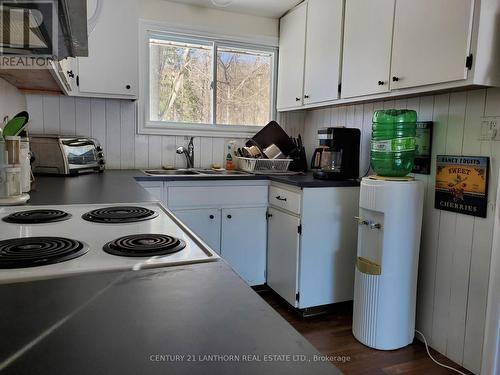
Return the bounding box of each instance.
[24,94,303,170]
[298,88,500,375]
[0,78,26,119]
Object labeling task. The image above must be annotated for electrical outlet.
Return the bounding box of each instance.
[480,116,500,141]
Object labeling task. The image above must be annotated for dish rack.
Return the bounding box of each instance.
[237,157,292,173]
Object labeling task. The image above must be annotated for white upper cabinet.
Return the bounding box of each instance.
[390,0,473,90]
[277,0,344,110]
[341,0,394,98]
[303,0,343,105]
[76,0,139,98]
[276,3,307,110]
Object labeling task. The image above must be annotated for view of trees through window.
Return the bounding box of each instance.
[217,47,271,126]
[149,35,273,127]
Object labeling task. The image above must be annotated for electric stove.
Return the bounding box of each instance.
[0,202,218,284]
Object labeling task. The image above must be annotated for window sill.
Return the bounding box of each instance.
[138,121,263,139]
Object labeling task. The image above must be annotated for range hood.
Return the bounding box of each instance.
[0,0,88,59]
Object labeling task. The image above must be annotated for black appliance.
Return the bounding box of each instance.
[103,234,186,257]
[0,237,88,269]
[82,206,158,223]
[312,127,360,180]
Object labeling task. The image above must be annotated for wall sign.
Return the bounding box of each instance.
[412,121,433,175]
[435,155,489,218]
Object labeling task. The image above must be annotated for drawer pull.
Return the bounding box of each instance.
[227,215,232,219]
[275,196,287,202]
[209,215,214,219]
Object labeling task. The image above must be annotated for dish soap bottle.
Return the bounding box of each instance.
[225,143,235,170]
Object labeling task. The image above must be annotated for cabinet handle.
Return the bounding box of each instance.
[304,95,310,99]
[378,80,385,86]
[227,214,232,219]
[209,215,214,219]
[295,97,301,101]
[126,85,131,90]
[275,196,287,202]
[392,76,399,82]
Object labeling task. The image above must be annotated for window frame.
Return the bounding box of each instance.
[139,23,278,138]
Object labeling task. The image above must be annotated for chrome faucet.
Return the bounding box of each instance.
[176,137,194,169]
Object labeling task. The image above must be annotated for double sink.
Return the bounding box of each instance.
[143,169,250,176]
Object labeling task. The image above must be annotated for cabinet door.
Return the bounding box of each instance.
[341,0,394,98]
[221,207,267,286]
[77,0,138,97]
[266,207,300,306]
[173,209,221,254]
[303,0,343,104]
[390,0,473,89]
[276,3,307,110]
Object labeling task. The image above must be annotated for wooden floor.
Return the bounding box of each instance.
[258,289,472,375]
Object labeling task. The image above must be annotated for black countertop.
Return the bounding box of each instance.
[134,170,360,188]
[0,263,341,374]
[28,170,157,205]
[27,170,359,205]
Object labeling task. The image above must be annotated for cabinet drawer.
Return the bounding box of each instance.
[269,186,301,214]
[167,186,268,208]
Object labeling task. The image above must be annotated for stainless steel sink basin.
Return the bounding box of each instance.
[142,169,250,177]
[143,169,200,176]
[198,169,249,175]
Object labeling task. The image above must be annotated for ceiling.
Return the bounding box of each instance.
[165,0,302,18]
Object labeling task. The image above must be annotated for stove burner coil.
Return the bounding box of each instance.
[82,206,158,223]
[0,237,88,269]
[3,209,71,224]
[103,234,185,257]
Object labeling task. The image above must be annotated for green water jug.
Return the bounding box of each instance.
[371,109,417,177]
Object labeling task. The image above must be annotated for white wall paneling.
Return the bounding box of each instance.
[0,78,27,119]
[25,94,302,170]
[300,88,500,375]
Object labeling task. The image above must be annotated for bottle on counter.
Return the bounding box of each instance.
[225,143,235,170]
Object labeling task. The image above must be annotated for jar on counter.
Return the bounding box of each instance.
[5,166,22,197]
[5,136,21,165]
[20,140,31,193]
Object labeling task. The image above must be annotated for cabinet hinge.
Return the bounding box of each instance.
[297,224,302,235]
[266,212,272,220]
[338,83,342,94]
[466,54,473,70]
[296,292,300,302]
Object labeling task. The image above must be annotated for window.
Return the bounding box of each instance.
[146,32,276,134]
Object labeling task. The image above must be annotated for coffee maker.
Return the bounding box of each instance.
[311,127,360,180]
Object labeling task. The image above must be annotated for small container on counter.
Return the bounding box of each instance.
[20,139,31,193]
[0,166,7,197]
[0,165,22,198]
[0,139,6,165]
[5,136,21,165]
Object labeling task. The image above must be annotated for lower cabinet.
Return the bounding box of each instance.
[267,207,300,306]
[267,183,360,309]
[173,206,267,286]
[137,181,164,202]
[221,207,267,286]
[174,209,221,254]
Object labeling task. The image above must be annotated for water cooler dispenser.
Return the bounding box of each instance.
[352,177,424,350]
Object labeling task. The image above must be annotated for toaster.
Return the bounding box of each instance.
[30,135,105,175]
